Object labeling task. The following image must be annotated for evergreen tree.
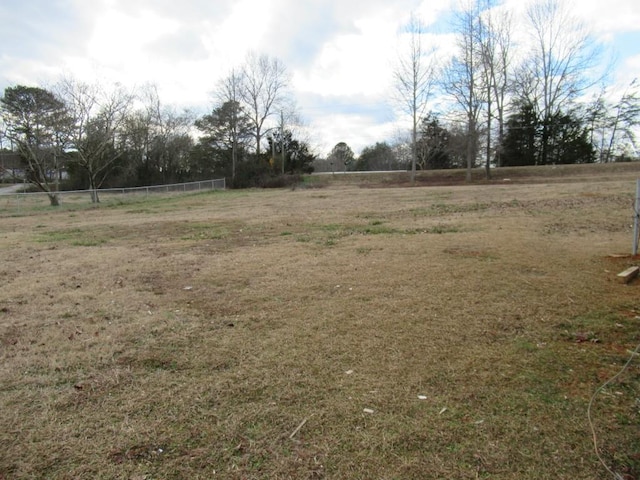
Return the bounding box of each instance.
[267,130,315,174]
[501,102,594,165]
[194,100,252,184]
[416,114,451,169]
[545,112,595,164]
[501,102,538,166]
[354,142,396,171]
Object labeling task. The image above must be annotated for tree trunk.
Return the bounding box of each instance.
[411,108,417,185]
[604,110,620,163]
[466,117,475,182]
[89,175,100,203]
[232,139,237,184]
[540,120,550,165]
[47,193,60,206]
[485,83,492,179]
[496,114,504,167]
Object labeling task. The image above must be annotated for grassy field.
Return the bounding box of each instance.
[1,167,640,479]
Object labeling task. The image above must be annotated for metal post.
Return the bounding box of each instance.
[633,179,640,256]
[281,110,285,175]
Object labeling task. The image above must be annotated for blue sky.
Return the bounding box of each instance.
[1,0,639,155]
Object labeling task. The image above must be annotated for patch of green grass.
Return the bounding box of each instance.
[557,309,637,344]
[362,224,398,235]
[36,228,108,247]
[125,208,155,214]
[397,224,462,235]
[356,213,387,222]
[307,221,462,247]
[300,176,327,189]
[315,222,397,236]
[179,222,229,241]
[411,202,490,217]
[1,188,236,219]
[72,237,108,247]
[514,338,538,353]
[140,357,179,371]
[425,224,461,234]
[443,246,496,260]
[317,223,343,232]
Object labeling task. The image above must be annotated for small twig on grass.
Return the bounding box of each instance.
[289,415,312,439]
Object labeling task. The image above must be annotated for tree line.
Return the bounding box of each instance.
[1,0,639,204]
[330,0,639,176]
[391,0,639,183]
[0,53,314,205]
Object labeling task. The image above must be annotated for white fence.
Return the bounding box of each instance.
[0,178,226,207]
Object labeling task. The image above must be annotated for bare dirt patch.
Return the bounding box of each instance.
[1,176,639,479]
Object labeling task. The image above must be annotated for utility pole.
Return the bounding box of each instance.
[0,130,4,181]
[271,135,275,164]
[634,179,640,256]
[280,110,285,174]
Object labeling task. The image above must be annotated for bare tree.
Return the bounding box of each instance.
[586,80,640,162]
[274,103,305,175]
[585,87,609,158]
[477,0,513,173]
[57,78,133,202]
[602,79,640,162]
[394,13,438,184]
[517,0,600,165]
[239,53,290,156]
[444,2,485,181]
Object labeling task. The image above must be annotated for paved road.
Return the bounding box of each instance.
[0,184,24,194]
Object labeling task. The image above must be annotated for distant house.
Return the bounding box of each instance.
[0,150,69,182]
[0,151,23,180]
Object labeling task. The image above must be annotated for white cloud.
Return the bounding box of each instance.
[87,9,180,67]
[1,0,639,156]
[572,0,640,36]
[307,112,400,156]
[293,9,402,97]
[202,0,276,66]
[416,0,457,26]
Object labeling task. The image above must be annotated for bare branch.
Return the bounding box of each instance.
[239,52,291,156]
[393,13,439,183]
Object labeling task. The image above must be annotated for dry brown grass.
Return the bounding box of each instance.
[1,169,640,479]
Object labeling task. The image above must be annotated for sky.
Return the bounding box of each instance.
[1,0,639,156]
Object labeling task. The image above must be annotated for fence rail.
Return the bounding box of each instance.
[0,178,226,207]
